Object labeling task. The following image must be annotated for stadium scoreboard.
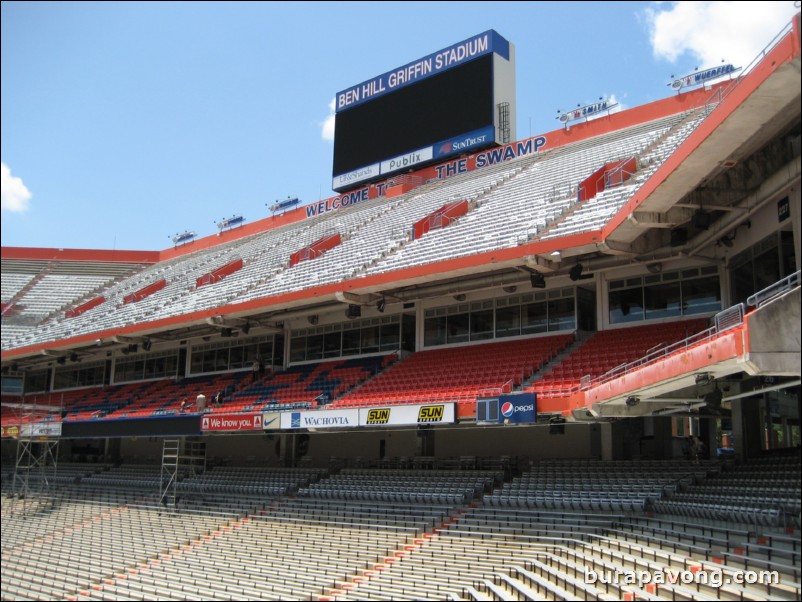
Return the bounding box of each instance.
[332,30,516,192]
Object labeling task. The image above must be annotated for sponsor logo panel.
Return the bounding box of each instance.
[201,413,264,432]
[280,409,359,429]
[359,403,454,426]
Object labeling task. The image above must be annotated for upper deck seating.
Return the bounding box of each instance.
[226,355,393,411]
[335,335,573,407]
[3,110,709,353]
[530,319,709,397]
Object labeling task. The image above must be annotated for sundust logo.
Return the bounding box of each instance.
[418,405,444,422]
[366,408,391,425]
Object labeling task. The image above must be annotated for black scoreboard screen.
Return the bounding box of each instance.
[333,54,495,189]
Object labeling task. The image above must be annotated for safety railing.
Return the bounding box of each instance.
[585,306,745,391]
[747,270,800,308]
[704,15,797,113]
[541,304,751,399]
[477,379,515,398]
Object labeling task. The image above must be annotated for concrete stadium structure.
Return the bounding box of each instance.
[2,14,800,602]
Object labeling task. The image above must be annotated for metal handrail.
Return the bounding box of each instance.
[705,15,797,112]
[537,304,750,399]
[747,270,800,308]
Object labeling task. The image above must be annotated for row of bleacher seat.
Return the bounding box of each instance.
[530,318,709,396]
[3,455,799,601]
[4,320,712,423]
[485,458,717,513]
[335,334,573,407]
[225,355,393,411]
[652,451,802,528]
[3,109,708,353]
[541,108,710,241]
[367,111,695,275]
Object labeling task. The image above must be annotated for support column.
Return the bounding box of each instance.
[600,422,614,461]
[731,396,762,463]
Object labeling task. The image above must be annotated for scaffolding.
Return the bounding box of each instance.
[5,394,64,517]
[159,438,206,511]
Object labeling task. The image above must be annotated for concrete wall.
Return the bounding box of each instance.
[746,287,801,376]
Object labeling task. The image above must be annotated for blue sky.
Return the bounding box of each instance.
[2,1,798,252]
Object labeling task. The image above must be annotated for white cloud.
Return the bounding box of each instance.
[1,162,32,213]
[321,98,336,142]
[647,1,798,69]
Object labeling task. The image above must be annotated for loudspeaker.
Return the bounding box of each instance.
[530,272,546,289]
[670,227,687,247]
[346,304,361,318]
[704,387,723,411]
[692,209,710,230]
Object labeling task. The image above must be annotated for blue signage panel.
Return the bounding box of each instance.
[433,126,497,160]
[558,99,618,124]
[498,392,536,424]
[336,30,510,112]
[669,64,741,90]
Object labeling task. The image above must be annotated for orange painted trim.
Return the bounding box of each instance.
[537,392,584,414]
[2,83,725,268]
[1,229,607,360]
[123,278,166,305]
[535,327,747,414]
[0,246,160,264]
[603,26,801,238]
[583,327,745,406]
[456,402,476,420]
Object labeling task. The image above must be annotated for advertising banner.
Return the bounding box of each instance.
[201,412,263,432]
[498,392,536,424]
[19,422,62,437]
[0,425,19,438]
[477,393,536,424]
[262,412,281,431]
[433,126,496,159]
[360,403,455,427]
[280,408,360,430]
[380,147,434,175]
[332,163,381,191]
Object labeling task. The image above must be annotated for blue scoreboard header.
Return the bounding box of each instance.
[336,30,511,112]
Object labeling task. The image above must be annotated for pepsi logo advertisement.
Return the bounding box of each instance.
[496,392,537,424]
